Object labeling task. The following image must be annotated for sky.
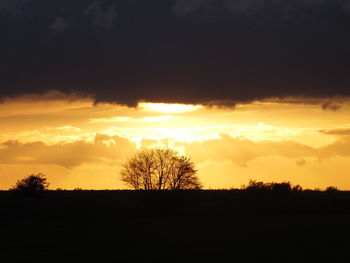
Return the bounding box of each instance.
[1,0,350,189]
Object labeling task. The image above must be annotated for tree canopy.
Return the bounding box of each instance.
[10,173,49,192]
[120,148,202,190]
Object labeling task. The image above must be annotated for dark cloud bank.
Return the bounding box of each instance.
[1,0,350,105]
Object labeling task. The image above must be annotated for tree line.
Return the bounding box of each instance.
[9,147,340,193]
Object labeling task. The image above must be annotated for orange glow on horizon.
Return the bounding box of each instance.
[1,95,350,190]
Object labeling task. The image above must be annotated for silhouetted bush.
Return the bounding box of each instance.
[242,180,299,193]
[10,173,49,196]
[242,180,272,191]
[325,186,339,192]
[292,185,303,192]
[270,182,292,192]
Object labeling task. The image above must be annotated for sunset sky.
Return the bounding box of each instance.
[1,0,350,189]
[1,93,350,190]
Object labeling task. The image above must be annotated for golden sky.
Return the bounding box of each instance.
[1,92,350,190]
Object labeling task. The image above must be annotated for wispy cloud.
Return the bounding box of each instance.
[319,128,350,136]
[89,117,133,124]
[0,134,136,168]
[46,125,81,132]
[84,2,116,29]
[49,16,70,32]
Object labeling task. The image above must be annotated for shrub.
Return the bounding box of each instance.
[242,180,297,193]
[325,186,339,192]
[10,173,49,194]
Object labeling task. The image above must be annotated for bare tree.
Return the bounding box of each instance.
[168,155,201,190]
[120,148,202,190]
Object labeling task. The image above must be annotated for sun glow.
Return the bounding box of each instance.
[2,96,350,190]
[139,102,203,114]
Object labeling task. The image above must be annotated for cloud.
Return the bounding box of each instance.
[173,0,211,16]
[215,96,350,109]
[89,115,172,124]
[49,16,70,32]
[46,125,81,132]
[319,128,350,136]
[320,136,350,158]
[177,133,318,166]
[0,131,319,169]
[265,96,348,106]
[344,0,350,12]
[84,2,116,29]
[0,91,93,118]
[0,134,136,168]
[321,102,342,111]
[0,0,29,15]
[89,116,133,124]
[0,90,92,104]
[2,130,350,170]
[226,0,264,15]
[1,0,350,106]
[178,132,350,166]
[296,158,307,166]
[173,0,329,18]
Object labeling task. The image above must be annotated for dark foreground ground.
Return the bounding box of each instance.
[1,190,350,262]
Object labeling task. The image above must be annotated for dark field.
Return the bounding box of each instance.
[1,190,350,262]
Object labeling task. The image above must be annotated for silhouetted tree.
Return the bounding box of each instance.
[120,148,202,190]
[292,184,303,192]
[270,182,292,192]
[325,186,339,192]
[242,180,271,191]
[10,173,49,192]
[242,180,300,193]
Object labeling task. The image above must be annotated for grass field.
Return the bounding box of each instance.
[1,190,349,262]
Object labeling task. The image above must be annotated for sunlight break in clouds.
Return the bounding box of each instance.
[139,103,203,114]
[1,93,350,190]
